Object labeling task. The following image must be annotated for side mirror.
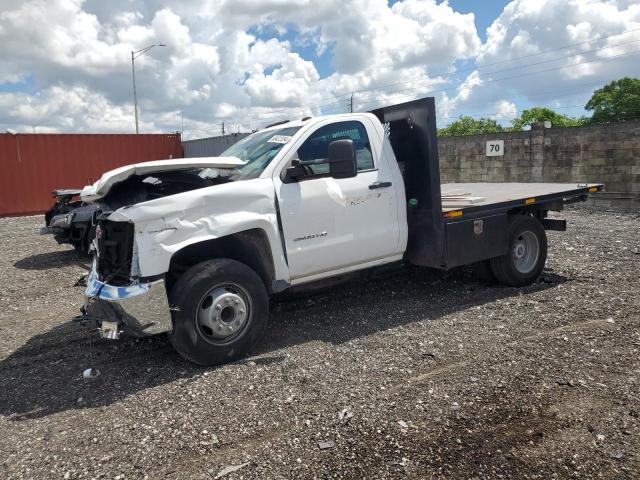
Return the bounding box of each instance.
[328,139,357,179]
[283,140,357,182]
[284,159,307,183]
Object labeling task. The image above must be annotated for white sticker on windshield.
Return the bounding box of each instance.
[267,135,293,144]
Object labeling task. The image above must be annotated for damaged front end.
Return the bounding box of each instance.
[79,160,243,338]
[77,154,287,340]
[81,219,173,339]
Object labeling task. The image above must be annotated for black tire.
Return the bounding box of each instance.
[72,240,85,255]
[72,225,95,257]
[168,259,269,366]
[472,259,497,283]
[490,215,547,287]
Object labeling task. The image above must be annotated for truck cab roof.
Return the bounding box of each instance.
[261,112,380,132]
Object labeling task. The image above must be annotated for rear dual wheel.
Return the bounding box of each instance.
[489,215,547,286]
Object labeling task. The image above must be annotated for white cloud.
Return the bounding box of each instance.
[476,0,640,101]
[244,53,320,107]
[0,85,137,132]
[0,0,483,135]
[1,0,637,136]
[437,70,482,120]
[490,100,518,121]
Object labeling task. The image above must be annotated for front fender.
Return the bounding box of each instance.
[107,178,290,283]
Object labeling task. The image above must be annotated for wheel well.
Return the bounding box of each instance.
[167,229,276,293]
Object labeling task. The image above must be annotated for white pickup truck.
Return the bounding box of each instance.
[80,98,602,365]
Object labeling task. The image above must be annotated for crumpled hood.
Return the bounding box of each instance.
[80,157,246,202]
[102,177,285,279]
[53,188,82,198]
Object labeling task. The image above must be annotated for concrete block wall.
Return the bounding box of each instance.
[438,121,640,211]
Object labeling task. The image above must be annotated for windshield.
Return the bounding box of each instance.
[221,126,301,180]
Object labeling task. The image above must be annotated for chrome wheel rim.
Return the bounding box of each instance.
[512,230,540,274]
[196,283,251,344]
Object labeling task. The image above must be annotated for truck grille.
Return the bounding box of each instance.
[96,220,134,286]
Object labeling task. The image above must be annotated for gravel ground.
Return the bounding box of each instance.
[0,208,638,480]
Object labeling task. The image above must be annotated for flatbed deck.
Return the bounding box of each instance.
[440,183,603,214]
[372,98,604,270]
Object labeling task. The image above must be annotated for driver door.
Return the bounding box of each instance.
[275,119,401,281]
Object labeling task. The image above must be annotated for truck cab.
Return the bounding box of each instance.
[81,98,602,365]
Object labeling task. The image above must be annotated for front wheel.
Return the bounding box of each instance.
[168,259,269,366]
[490,215,547,287]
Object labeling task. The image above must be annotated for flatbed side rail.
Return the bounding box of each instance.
[441,184,604,221]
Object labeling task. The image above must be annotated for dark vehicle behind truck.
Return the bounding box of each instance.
[41,189,99,256]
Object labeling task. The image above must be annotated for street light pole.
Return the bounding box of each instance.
[131,43,165,134]
[131,51,139,134]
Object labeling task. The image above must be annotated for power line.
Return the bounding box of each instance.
[438,104,587,122]
[352,45,640,106]
[183,27,640,129]
[410,79,617,120]
[352,48,640,113]
[475,25,640,69]
[325,27,640,102]
[253,36,640,123]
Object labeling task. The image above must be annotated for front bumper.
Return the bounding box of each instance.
[83,262,173,337]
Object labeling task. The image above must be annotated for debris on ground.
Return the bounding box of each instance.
[214,462,250,479]
[318,441,335,450]
[338,408,353,422]
[82,368,100,379]
[555,378,574,387]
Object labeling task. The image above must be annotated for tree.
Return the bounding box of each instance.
[439,116,504,137]
[510,107,585,131]
[585,77,640,123]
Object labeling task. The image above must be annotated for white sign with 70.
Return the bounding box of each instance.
[486,140,504,157]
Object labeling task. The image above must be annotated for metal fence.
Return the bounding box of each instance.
[0,133,183,216]
[182,133,249,157]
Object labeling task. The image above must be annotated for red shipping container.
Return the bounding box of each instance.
[0,133,183,216]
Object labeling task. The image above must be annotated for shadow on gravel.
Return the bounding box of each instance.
[13,250,89,271]
[262,266,568,352]
[0,266,566,421]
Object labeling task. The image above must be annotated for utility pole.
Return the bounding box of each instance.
[180,111,184,136]
[221,122,225,135]
[131,51,138,134]
[348,92,354,113]
[131,43,166,134]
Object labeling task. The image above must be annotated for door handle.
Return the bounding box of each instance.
[369,181,392,190]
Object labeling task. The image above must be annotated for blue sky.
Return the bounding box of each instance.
[250,1,511,81]
[0,0,638,135]
[1,0,508,99]
[446,0,510,41]
[0,74,37,94]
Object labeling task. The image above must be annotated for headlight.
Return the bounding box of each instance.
[50,213,75,228]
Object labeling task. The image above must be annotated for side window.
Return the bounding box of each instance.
[296,121,374,176]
